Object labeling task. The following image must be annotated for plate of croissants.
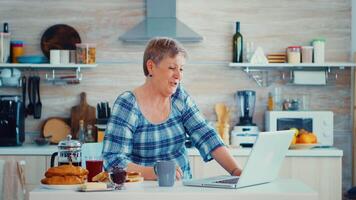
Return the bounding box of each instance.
[40,164,88,190]
[40,164,145,191]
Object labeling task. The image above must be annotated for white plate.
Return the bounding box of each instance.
[289,143,318,150]
[78,187,115,192]
[40,183,83,190]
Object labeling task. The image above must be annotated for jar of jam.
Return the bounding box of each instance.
[287,46,301,64]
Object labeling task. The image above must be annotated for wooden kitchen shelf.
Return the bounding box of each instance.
[229,62,356,71]
[0,63,97,69]
[0,63,97,87]
[228,62,356,87]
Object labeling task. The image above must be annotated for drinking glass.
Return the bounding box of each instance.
[85,156,103,182]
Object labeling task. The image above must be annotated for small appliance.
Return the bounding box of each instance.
[50,135,82,167]
[0,95,25,146]
[265,111,333,146]
[231,90,259,147]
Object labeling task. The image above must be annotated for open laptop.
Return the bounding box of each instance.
[183,130,294,189]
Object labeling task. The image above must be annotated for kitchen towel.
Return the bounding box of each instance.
[0,160,4,200]
[2,160,25,200]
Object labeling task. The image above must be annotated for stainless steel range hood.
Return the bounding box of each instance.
[119,0,203,43]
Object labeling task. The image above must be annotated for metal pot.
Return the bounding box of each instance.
[50,134,82,167]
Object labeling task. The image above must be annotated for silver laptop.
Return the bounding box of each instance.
[183,130,294,189]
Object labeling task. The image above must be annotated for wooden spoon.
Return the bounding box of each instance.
[215,103,225,123]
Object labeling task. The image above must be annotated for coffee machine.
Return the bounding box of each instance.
[231,90,259,147]
[0,95,25,146]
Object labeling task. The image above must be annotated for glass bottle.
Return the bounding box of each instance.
[232,21,243,63]
[85,124,95,143]
[78,120,85,144]
[267,92,274,111]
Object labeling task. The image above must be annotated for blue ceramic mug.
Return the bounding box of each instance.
[154,160,176,187]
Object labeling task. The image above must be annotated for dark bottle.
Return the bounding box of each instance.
[232,21,243,63]
[3,23,8,33]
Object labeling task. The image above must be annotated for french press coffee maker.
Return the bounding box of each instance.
[50,135,82,167]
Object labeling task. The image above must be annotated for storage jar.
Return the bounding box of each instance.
[76,43,96,64]
[312,38,325,63]
[0,32,10,63]
[287,46,301,64]
[301,46,313,63]
[11,40,24,63]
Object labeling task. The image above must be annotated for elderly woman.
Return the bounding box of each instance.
[103,37,241,180]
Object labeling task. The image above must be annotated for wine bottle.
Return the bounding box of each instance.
[232,21,243,63]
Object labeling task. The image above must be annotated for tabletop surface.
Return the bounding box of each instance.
[30,179,318,200]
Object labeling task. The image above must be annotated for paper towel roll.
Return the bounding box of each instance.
[293,70,326,85]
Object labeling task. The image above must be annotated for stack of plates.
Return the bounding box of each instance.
[267,53,286,63]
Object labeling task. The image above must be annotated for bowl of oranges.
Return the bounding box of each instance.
[289,128,318,149]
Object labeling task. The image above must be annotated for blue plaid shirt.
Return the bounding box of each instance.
[102,85,224,179]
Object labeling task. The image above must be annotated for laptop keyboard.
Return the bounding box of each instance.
[215,177,239,184]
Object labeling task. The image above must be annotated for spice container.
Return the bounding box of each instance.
[11,40,24,63]
[267,92,274,111]
[287,46,301,64]
[312,38,325,63]
[76,43,96,64]
[301,46,313,63]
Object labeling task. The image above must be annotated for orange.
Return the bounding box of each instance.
[297,133,317,144]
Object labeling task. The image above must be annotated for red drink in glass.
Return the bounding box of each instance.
[86,160,103,182]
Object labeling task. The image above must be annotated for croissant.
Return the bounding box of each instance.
[45,164,88,178]
[92,171,109,182]
[41,175,84,185]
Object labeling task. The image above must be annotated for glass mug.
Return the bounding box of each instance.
[85,156,103,182]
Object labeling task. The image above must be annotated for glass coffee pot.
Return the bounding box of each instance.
[50,135,82,167]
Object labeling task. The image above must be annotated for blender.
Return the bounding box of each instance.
[231,90,259,147]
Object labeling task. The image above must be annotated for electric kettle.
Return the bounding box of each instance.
[50,135,82,167]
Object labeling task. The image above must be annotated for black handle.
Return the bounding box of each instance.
[27,77,33,115]
[34,76,42,119]
[36,77,41,102]
[21,76,26,117]
[32,77,37,108]
[3,22,8,33]
[50,152,58,167]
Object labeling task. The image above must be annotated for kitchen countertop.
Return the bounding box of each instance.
[30,179,318,200]
[0,144,343,157]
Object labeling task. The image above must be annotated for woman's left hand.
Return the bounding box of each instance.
[175,165,183,180]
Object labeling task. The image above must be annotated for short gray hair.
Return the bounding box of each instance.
[143,37,187,76]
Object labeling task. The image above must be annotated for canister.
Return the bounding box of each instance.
[312,38,325,63]
[76,43,96,64]
[287,46,301,64]
[11,40,24,63]
[301,46,313,63]
[0,32,10,63]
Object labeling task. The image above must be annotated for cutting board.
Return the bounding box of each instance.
[40,24,81,58]
[42,117,71,144]
[71,92,96,139]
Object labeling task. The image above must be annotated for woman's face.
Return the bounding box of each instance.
[149,53,185,96]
